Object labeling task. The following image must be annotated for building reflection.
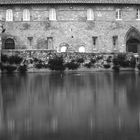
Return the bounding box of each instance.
[1,72,140,135]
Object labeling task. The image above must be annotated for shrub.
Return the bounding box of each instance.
[84,62,92,68]
[130,56,136,68]
[65,62,80,70]
[120,60,130,68]
[106,56,112,63]
[113,54,129,67]
[113,54,136,68]
[113,57,119,66]
[117,53,127,66]
[9,56,16,64]
[18,65,27,73]
[0,63,3,71]
[137,64,140,70]
[35,63,44,69]
[44,64,49,69]
[8,55,23,65]
[33,58,40,63]
[103,64,111,69]
[90,58,96,64]
[112,65,120,72]
[96,55,103,60]
[14,55,23,64]
[48,56,65,71]
[5,65,17,73]
[0,64,6,71]
[76,58,84,63]
[1,54,9,63]
[118,53,126,62]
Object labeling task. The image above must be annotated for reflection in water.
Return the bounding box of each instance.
[1,72,140,139]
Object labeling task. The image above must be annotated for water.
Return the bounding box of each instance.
[0,72,140,140]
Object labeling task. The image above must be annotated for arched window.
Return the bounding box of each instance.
[60,46,67,52]
[6,9,13,21]
[126,27,140,53]
[5,38,15,49]
[47,37,53,49]
[79,46,85,53]
[87,8,94,20]
[23,9,30,21]
[49,8,56,20]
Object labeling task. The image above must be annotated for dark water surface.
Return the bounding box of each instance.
[1,72,140,140]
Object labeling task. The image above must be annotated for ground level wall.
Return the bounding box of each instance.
[1,50,139,73]
[2,21,137,53]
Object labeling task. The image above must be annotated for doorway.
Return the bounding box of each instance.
[126,27,140,53]
[4,38,15,49]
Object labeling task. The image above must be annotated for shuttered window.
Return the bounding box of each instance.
[116,9,122,20]
[6,9,13,21]
[49,8,56,20]
[23,9,30,21]
[87,8,94,20]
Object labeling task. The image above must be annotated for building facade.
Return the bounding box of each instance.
[0,0,140,53]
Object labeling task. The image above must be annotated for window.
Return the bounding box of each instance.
[49,8,56,20]
[5,38,15,49]
[23,9,30,21]
[47,37,53,49]
[79,46,85,53]
[92,36,97,50]
[60,46,67,52]
[27,37,33,47]
[87,8,94,20]
[116,9,122,20]
[6,9,13,21]
[136,9,140,20]
[113,36,118,49]
[92,36,97,46]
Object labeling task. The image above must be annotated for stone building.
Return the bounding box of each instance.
[0,0,140,53]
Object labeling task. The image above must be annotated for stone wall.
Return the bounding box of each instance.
[0,5,140,52]
[1,50,114,66]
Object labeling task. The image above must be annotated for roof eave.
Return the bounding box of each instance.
[0,1,140,5]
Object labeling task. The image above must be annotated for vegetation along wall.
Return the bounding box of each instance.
[1,50,139,73]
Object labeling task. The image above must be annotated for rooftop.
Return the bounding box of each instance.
[0,0,140,5]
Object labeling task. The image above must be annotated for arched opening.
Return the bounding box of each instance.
[79,46,85,53]
[126,39,140,53]
[60,46,67,52]
[126,27,140,53]
[59,43,69,52]
[4,38,15,49]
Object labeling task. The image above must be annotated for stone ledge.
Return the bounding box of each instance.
[1,68,139,73]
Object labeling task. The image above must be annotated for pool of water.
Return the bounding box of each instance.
[0,72,140,140]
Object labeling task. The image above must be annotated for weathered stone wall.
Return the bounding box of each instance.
[0,4,140,53]
[1,49,114,63]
